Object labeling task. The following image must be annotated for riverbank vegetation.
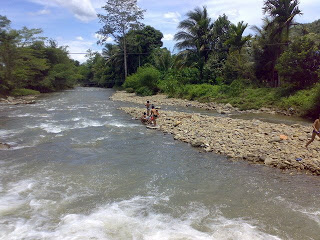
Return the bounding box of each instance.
[79,0,319,118]
[0,16,82,97]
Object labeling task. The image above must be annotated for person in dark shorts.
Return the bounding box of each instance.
[306,115,320,148]
[150,105,159,126]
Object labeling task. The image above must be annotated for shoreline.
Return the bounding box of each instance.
[111,91,298,117]
[112,92,320,176]
[0,95,38,105]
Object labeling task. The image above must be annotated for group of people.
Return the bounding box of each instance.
[140,100,160,126]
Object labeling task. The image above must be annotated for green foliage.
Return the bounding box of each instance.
[123,66,160,94]
[276,35,320,89]
[97,0,146,77]
[125,88,134,93]
[10,88,40,96]
[136,86,153,96]
[0,15,81,95]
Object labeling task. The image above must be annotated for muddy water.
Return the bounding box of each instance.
[1,87,320,240]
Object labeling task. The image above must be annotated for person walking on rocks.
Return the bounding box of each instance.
[305,115,320,148]
[150,105,159,126]
[145,100,150,116]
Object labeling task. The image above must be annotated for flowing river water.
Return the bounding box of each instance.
[1,87,320,240]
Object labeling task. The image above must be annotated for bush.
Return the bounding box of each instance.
[123,66,160,95]
[125,88,134,93]
[136,86,153,96]
[10,88,40,96]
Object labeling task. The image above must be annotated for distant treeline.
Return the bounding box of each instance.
[82,0,319,117]
[0,15,82,96]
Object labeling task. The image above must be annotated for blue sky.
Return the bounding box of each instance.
[2,0,319,62]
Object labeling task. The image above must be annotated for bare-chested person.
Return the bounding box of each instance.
[140,112,150,124]
[145,101,150,116]
[150,105,159,126]
[305,115,320,148]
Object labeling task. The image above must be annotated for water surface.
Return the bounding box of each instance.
[1,87,320,239]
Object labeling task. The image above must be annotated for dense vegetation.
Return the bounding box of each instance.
[0,16,82,96]
[81,0,319,117]
[2,0,319,118]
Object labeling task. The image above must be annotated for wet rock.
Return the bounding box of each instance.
[191,141,203,148]
[264,157,277,165]
[0,143,10,150]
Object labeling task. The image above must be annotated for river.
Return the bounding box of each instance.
[1,87,320,240]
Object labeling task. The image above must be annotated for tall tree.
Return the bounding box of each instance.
[263,0,302,44]
[174,6,213,79]
[97,0,145,79]
[126,25,163,74]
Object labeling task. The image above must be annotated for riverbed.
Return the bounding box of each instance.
[1,87,320,239]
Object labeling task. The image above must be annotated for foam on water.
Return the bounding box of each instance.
[39,123,67,134]
[0,179,35,216]
[107,122,140,128]
[0,195,281,240]
[273,196,320,226]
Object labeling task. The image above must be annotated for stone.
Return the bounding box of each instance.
[268,137,282,143]
[173,121,182,127]
[225,103,233,109]
[0,143,10,150]
[264,157,277,165]
[191,141,203,147]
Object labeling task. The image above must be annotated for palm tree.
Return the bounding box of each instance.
[263,0,302,44]
[174,6,213,79]
[226,21,251,55]
[252,18,283,86]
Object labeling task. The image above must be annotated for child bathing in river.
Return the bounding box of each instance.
[305,115,320,148]
[140,112,151,124]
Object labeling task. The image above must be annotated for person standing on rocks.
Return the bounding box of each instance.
[305,115,320,148]
[150,105,159,126]
[145,100,150,116]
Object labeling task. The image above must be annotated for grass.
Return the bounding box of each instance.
[160,81,320,117]
[10,88,40,96]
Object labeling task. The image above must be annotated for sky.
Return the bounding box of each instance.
[1,0,319,62]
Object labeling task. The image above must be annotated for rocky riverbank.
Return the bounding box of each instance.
[0,95,37,105]
[111,91,293,116]
[120,106,320,176]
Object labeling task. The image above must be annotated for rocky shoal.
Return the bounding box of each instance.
[0,95,37,105]
[111,91,294,115]
[121,106,320,175]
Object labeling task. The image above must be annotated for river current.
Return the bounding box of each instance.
[1,87,320,240]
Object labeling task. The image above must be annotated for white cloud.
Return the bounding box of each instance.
[163,11,181,23]
[76,36,84,41]
[162,34,174,41]
[29,8,51,16]
[28,0,97,22]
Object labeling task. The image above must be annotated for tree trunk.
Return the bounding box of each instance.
[123,34,128,78]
